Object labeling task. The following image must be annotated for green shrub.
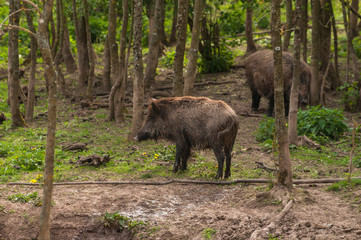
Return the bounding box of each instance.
[338,81,360,112]
[352,37,361,59]
[160,49,188,69]
[198,45,234,74]
[219,2,245,36]
[255,106,349,143]
[297,106,349,142]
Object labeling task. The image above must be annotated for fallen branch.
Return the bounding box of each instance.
[239,112,264,118]
[249,200,293,239]
[255,161,276,172]
[156,80,236,91]
[5,177,361,186]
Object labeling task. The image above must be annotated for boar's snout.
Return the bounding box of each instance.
[134,135,139,141]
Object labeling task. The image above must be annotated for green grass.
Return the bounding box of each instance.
[327,179,361,192]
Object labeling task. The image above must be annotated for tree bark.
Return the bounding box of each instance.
[102,35,111,92]
[330,0,341,90]
[245,0,256,54]
[283,0,293,52]
[83,0,95,100]
[8,0,26,128]
[288,0,302,145]
[300,0,308,62]
[310,0,321,105]
[25,4,37,122]
[173,0,189,97]
[169,0,178,45]
[109,0,130,122]
[144,0,163,96]
[37,1,58,238]
[350,0,359,38]
[107,0,119,86]
[271,0,293,188]
[183,0,204,96]
[62,27,77,74]
[159,0,168,46]
[128,0,145,140]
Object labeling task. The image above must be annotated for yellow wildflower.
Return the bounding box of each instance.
[30,179,37,183]
[36,174,42,179]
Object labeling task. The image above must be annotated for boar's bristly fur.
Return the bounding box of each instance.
[245,49,311,117]
[135,96,239,179]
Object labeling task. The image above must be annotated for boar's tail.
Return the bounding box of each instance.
[217,119,239,139]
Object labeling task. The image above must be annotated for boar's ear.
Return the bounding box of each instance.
[150,99,160,113]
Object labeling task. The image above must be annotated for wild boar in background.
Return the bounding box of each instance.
[134,96,239,179]
[245,49,311,117]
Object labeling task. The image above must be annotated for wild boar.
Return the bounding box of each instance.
[245,49,311,117]
[134,96,239,179]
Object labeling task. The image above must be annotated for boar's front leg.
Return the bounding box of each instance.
[173,143,185,173]
[213,144,225,179]
[251,91,261,113]
[180,144,191,171]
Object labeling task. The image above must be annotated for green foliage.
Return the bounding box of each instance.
[7,192,42,206]
[297,106,349,142]
[160,48,188,69]
[327,179,361,192]
[338,81,360,112]
[255,106,349,144]
[255,117,275,142]
[202,228,217,239]
[198,43,234,74]
[352,37,361,59]
[256,16,270,29]
[219,2,245,36]
[152,145,176,162]
[102,211,146,232]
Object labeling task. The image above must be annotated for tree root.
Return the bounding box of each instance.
[249,199,293,239]
[5,177,361,186]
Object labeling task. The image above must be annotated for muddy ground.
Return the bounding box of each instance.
[1,58,361,239]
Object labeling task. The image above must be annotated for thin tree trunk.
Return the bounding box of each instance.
[300,0,308,62]
[146,0,155,48]
[184,0,204,96]
[310,0,321,105]
[320,0,333,80]
[245,0,256,53]
[283,0,293,52]
[37,0,58,238]
[108,0,119,85]
[62,28,77,74]
[271,0,293,188]
[103,35,112,92]
[25,5,37,122]
[83,0,95,100]
[330,0,341,89]
[8,0,26,128]
[144,0,163,96]
[350,0,359,38]
[159,0,168,46]
[288,0,302,145]
[173,0,189,97]
[169,0,178,45]
[128,0,145,140]
[109,0,130,122]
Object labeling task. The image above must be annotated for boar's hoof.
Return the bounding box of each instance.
[173,165,179,173]
[215,173,223,179]
[224,172,231,179]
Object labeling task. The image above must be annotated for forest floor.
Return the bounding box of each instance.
[1,55,361,239]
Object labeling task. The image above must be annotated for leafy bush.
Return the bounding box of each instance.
[198,44,234,74]
[338,81,360,112]
[255,106,349,143]
[352,37,361,59]
[160,49,188,69]
[219,2,245,36]
[255,117,275,142]
[297,106,349,142]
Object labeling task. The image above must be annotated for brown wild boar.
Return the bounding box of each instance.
[245,49,311,117]
[134,96,239,179]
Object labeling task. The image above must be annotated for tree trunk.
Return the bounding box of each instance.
[72,0,89,96]
[350,0,359,39]
[159,0,169,46]
[310,0,321,105]
[62,27,77,74]
[146,0,156,48]
[8,0,26,128]
[330,0,341,90]
[37,1,58,238]
[271,0,293,188]
[128,0,145,140]
[283,0,293,52]
[83,0,95,100]
[109,0,130,122]
[300,0,308,62]
[25,5,37,122]
[144,0,163,95]
[102,35,112,92]
[169,0,178,45]
[288,0,302,145]
[245,0,256,54]
[108,0,119,86]
[173,0,189,97]
[183,0,204,96]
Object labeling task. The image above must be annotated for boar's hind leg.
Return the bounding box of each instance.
[180,145,191,171]
[213,145,225,179]
[224,139,236,179]
[267,95,275,117]
[173,143,190,173]
[252,91,261,113]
